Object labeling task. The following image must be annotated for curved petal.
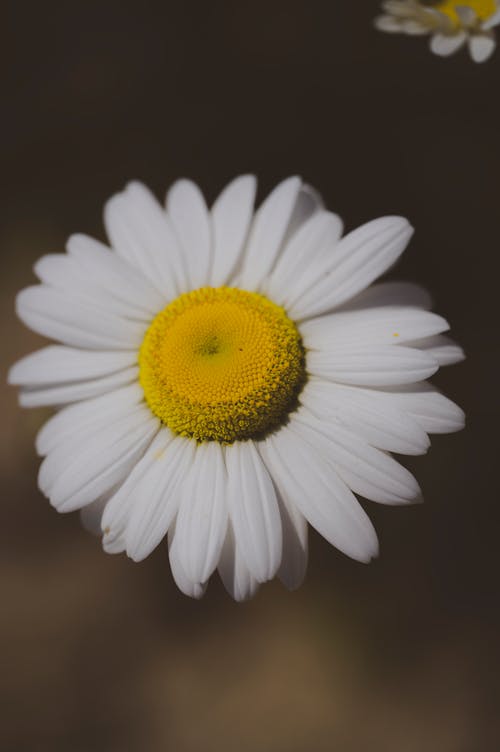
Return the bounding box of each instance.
[168,524,207,599]
[225,441,282,582]
[166,179,212,291]
[16,286,145,350]
[468,32,496,62]
[430,31,467,56]
[260,424,378,563]
[18,367,139,408]
[374,382,465,434]
[288,216,413,320]
[306,344,439,386]
[9,346,136,386]
[218,523,260,602]
[406,334,465,365]
[174,442,228,583]
[337,281,432,312]
[210,175,257,286]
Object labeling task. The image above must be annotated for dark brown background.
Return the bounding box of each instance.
[1,2,498,750]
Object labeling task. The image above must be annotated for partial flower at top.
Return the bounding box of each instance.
[375,0,500,62]
[9,176,465,601]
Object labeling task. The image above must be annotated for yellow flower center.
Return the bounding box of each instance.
[139,287,306,443]
[432,0,496,23]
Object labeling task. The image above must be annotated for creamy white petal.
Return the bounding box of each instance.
[374,13,404,31]
[337,281,432,312]
[9,346,136,386]
[260,425,378,563]
[239,176,302,290]
[42,406,159,512]
[80,495,110,536]
[483,9,500,29]
[101,428,173,554]
[218,524,260,602]
[307,344,439,386]
[301,379,430,455]
[430,31,467,56]
[377,383,465,434]
[407,334,465,365]
[16,286,145,350]
[19,366,139,408]
[168,523,207,599]
[265,210,343,305]
[125,437,196,561]
[36,383,143,456]
[289,217,413,320]
[301,307,448,349]
[174,442,228,583]
[468,32,496,62]
[210,175,257,286]
[67,234,166,317]
[225,441,282,582]
[294,409,421,505]
[166,179,212,291]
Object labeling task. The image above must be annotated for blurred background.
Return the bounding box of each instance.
[2,1,499,750]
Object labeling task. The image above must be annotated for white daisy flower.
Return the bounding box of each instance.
[9,176,465,600]
[375,0,500,62]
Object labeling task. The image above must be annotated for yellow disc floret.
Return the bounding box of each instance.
[433,0,496,24]
[139,287,306,443]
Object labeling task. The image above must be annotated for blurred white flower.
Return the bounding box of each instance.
[9,177,465,600]
[375,0,500,62]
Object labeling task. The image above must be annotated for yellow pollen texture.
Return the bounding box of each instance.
[139,287,306,443]
[433,0,496,23]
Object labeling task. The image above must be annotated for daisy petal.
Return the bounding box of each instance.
[483,10,500,29]
[67,234,166,317]
[295,410,421,505]
[338,281,432,312]
[19,367,139,408]
[225,441,282,582]
[307,344,439,386]
[42,406,159,513]
[166,179,212,291]
[174,442,228,583]
[260,425,378,563]
[301,379,430,455]
[289,216,413,319]
[124,437,196,561]
[407,334,465,365]
[9,346,136,386]
[218,524,260,602]
[377,383,465,434]
[301,307,448,349]
[239,176,302,290]
[468,32,496,62]
[276,487,308,590]
[16,286,145,350]
[210,175,257,287]
[374,14,403,32]
[430,31,467,56]
[168,524,207,599]
[80,495,110,536]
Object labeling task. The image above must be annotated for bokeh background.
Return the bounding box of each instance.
[2,2,499,750]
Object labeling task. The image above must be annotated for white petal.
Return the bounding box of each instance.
[482,9,500,29]
[265,210,343,305]
[225,441,282,582]
[218,524,260,602]
[430,31,467,56]
[280,183,324,246]
[19,366,139,408]
[301,307,448,349]
[294,409,421,505]
[307,344,439,386]
[260,425,378,563]
[9,346,136,386]
[174,442,228,583]
[468,32,496,62]
[101,428,173,553]
[455,6,476,25]
[408,334,465,365]
[36,383,144,456]
[337,281,432,312]
[166,179,212,291]
[374,14,404,32]
[67,234,166,318]
[301,379,430,455]
[168,523,207,599]
[80,495,110,536]
[275,486,308,590]
[378,382,465,434]
[239,176,302,290]
[289,217,413,320]
[42,406,159,512]
[124,437,196,561]
[16,286,145,350]
[210,175,257,286]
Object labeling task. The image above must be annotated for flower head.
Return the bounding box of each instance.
[9,176,465,600]
[375,0,500,62]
